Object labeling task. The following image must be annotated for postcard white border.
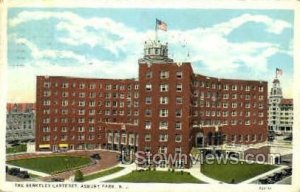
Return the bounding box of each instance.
[1,0,299,192]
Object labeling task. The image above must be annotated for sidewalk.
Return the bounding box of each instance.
[239,165,288,184]
[6,164,50,177]
[85,163,136,183]
[187,162,221,184]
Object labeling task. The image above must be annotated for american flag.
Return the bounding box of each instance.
[156,19,167,31]
[276,68,283,77]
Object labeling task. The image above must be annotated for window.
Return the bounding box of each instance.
[175,147,182,154]
[159,121,168,129]
[231,85,237,91]
[105,93,111,99]
[175,122,182,129]
[223,94,229,99]
[62,83,69,88]
[232,94,237,99]
[78,109,85,115]
[146,71,152,79]
[79,92,85,98]
[259,86,264,92]
[245,111,251,117]
[175,109,182,117]
[145,97,152,104]
[78,126,85,132]
[78,101,85,107]
[175,134,182,142]
[105,101,111,107]
[89,101,96,107]
[176,71,182,79]
[245,94,251,100]
[44,82,51,88]
[146,84,152,91]
[159,134,168,142]
[43,91,51,97]
[145,109,152,116]
[245,103,251,108]
[159,146,167,154]
[160,109,168,117]
[245,85,250,91]
[79,83,85,89]
[176,97,183,104]
[89,83,96,89]
[245,120,250,125]
[78,118,85,123]
[160,71,169,79]
[145,134,151,142]
[105,84,111,90]
[145,121,151,129]
[231,111,237,117]
[176,84,182,92]
[89,92,96,98]
[112,84,118,90]
[62,100,68,106]
[160,97,168,104]
[43,100,51,106]
[160,84,169,92]
[62,127,67,132]
[252,135,256,141]
[223,84,229,90]
[232,102,237,108]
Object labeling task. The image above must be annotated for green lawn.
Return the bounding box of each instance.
[6,144,27,154]
[201,159,277,183]
[109,170,205,183]
[83,167,124,182]
[7,155,91,174]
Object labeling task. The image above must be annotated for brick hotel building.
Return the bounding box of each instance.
[36,40,268,168]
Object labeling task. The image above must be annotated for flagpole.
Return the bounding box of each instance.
[155,19,158,42]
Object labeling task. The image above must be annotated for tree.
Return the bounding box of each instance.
[74,170,83,181]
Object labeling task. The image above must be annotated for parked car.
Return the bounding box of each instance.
[258,177,269,184]
[8,167,20,176]
[90,153,101,160]
[18,171,30,179]
[50,177,64,182]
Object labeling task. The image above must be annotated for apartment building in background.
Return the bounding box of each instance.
[268,77,293,134]
[6,103,36,143]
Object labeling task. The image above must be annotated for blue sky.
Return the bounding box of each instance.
[7,8,294,102]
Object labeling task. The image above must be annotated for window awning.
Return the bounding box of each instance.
[39,144,50,148]
[59,144,68,148]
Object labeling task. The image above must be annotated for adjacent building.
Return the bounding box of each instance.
[35,39,269,168]
[268,77,293,134]
[6,103,36,143]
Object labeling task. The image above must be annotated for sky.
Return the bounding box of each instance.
[7,8,294,103]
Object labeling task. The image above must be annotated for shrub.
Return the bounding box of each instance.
[180,170,184,175]
[172,168,175,173]
[74,170,83,181]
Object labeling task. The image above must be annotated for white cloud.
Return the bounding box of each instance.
[8,11,293,102]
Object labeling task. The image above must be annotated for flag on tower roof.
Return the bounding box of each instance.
[276,68,283,77]
[156,19,167,31]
